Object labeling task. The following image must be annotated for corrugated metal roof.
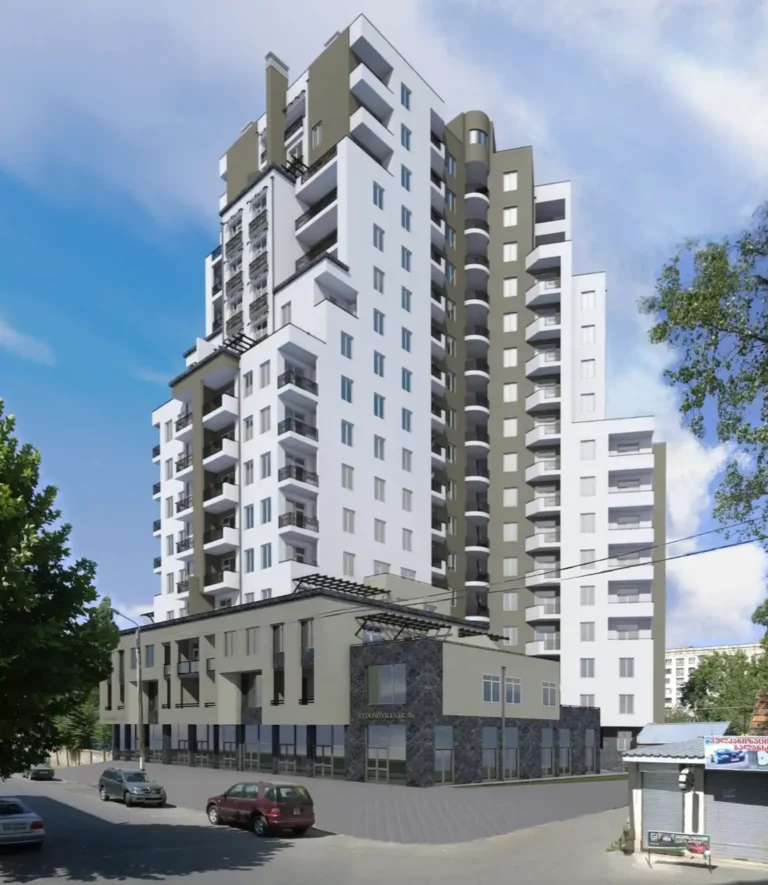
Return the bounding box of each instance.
[624,737,706,760]
[636,721,730,744]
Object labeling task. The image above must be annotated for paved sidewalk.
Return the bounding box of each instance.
[57,760,628,844]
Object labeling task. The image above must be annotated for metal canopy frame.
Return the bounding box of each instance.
[223,333,259,357]
[283,156,307,179]
[355,612,452,642]
[292,573,387,598]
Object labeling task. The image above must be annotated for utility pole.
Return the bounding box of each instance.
[500,664,506,782]
[113,609,146,771]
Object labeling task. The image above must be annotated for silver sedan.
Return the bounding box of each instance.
[0,797,46,848]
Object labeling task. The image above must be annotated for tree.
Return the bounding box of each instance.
[679,650,768,734]
[664,706,695,724]
[639,205,768,624]
[0,401,119,778]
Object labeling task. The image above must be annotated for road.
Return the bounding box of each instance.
[2,777,768,885]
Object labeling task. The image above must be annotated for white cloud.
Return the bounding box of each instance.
[132,367,171,387]
[108,598,153,626]
[0,316,55,365]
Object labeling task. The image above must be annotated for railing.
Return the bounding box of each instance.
[211,319,222,334]
[278,513,319,532]
[212,278,223,295]
[249,210,268,240]
[430,209,445,227]
[152,444,160,458]
[202,386,235,416]
[466,572,490,583]
[249,294,268,319]
[277,371,318,395]
[431,363,445,379]
[466,428,490,443]
[431,478,445,493]
[296,233,338,272]
[466,500,490,513]
[280,553,319,566]
[278,418,319,440]
[431,518,446,531]
[610,448,652,457]
[203,571,231,587]
[177,660,199,676]
[466,394,489,408]
[533,386,561,399]
[533,531,561,543]
[466,325,490,339]
[609,523,652,531]
[226,271,244,293]
[533,458,561,471]
[210,245,222,261]
[203,478,236,501]
[153,556,161,569]
[430,132,444,149]
[610,485,652,494]
[153,519,161,532]
[226,313,244,335]
[204,525,236,544]
[176,580,189,594]
[465,359,490,373]
[225,232,243,254]
[465,289,489,304]
[533,494,561,507]
[295,188,338,230]
[431,325,446,342]
[176,537,194,554]
[431,557,446,569]
[431,248,445,265]
[277,465,319,486]
[609,594,652,604]
[248,252,268,279]
[175,413,193,432]
[176,495,193,513]
[431,400,446,418]
[608,630,653,640]
[466,535,490,547]
[465,184,490,197]
[203,429,235,459]
[284,115,304,140]
[532,314,561,328]
[465,253,490,268]
[301,145,337,183]
[608,557,653,568]
[465,219,490,232]
[526,568,562,581]
[175,454,193,473]
[466,462,490,477]
[430,170,444,188]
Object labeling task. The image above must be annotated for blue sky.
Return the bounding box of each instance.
[1,0,766,644]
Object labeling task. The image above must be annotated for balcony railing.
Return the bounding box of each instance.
[278,513,319,532]
[301,145,337,183]
[152,482,161,496]
[203,571,231,587]
[203,479,235,501]
[465,219,490,233]
[175,413,193,432]
[152,444,160,459]
[176,580,189,594]
[534,494,561,507]
[175,454,193,473]
[212,278,223,296]
[202,386,235,416]
[176,495,193,513]
[431,518,446,531]
[466,534,490,547]
[533,458,562,471]
[203,429,235,459]
[430,132,444,150]
[226,271,244,295]
[249,295,268,320]
[466,571,490,583]
[430,209,445,226]
[284,115,304,140]
[466,428,490,444]
[465,359,490,373]
[466,325,490,339]
[281,553,319,566]
[467,500,490,513]
[153,519,161,532]
[533,423,561,436]
[176,537,194,554]
[533,386,562,400]
[278,418,319,440]
[226,313,244,336]
[431,362,445,380]
[466,462,490,477]
[431,557,446,569]
[465,289,489,304]
[153,556,161,569]
[431,248,445,265]
[278,465,319,486]
[465,184,489,197]
[430,170,444,188]
[295,188,338,230]
[466,393,489,408]
[431,478,445,493]
[465,253,490,268]
[225,232,243,255]
[248,252,268,280]
[210,245,222,261]
[177,660,199,676]
[296,233,338,272]
[204,525,236,544]
[533,531,561,543]
[431,400,446,417]
[278,371,318,395]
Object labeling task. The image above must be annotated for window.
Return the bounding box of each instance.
[503,347,518,368]
[401,286,412,311]
[373,309,385,334]
[402,528,413,551]
[503,453,518,472]
[343,551,355,577]
[617,730,633,751]
[503,591,518,611]
[311,122,322,149]
[503,417,518,437]
[341,331,353,358]
[369,353,384,380]
[580,512,596,533]
[224,631,236,657]
[483,674,501,703]
[469,129,488,146]
[401,368,412,392]
[164,496,172,518]
[401,327,412,351]
[279,302,291,327]
[581,324,596,345]
[446,189,456,211]
[374,519,386,543]
[503,312,518,333]
[503,207,518,226]
[373,182,384,209]
[503,277,518,298]
[581,289,596,310]
[244,460,255,485]
[580,440,596,460]
[401,568,416,580]
[260,543,272,569]
[542,682,557,706]
[260,497,271,524]
[367,663,406,704]
[445,153,456,176]
[373,267,385,293]
[580,694,596,707]
[619,694,635,715]
[165,573,174,594]
[246,627,258,655]
[400,83,411,109]
[402,448,412,472]
[446,262,456,283]
[581,359,596,379]
[343,508,355,534]
[620,658,635,678]
[503,242,518,262]
[401,247,412,272]
[243,371,253,397]
[340,375,354,403]
[581,394,596,413]
[245,548,255,573]
[373,560,390,575]
[401,165,411,190]
[401,125,411,150]
[164,458,173,480]
[374,477,386,502]
[580,476,596,496]
[580,622,596,642]
[164,419,173,442]
[341,464,354,490]
[401,408,412,432]
[341,420,354,446]
[503,626,518,646]
[259,406,271,434]
[502,556,518,578]
[581,549,596,571]
[245,505,254,529]
[259,452,271,478]
[503,382,518,403]
[374,435,385,460]
[373,225,385,251]
[402,488,412,511]
[580,658,595,678]
[258,360,270,388]
[503,522,518,542]
[503,171,518,191]
[243,415,254,441]
[401,206,411,231]
[503,487,518,507]
[373,393,385,418]
[580,585,595,607]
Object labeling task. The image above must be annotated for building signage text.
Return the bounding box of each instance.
[357,711,415,721]
[704,736,768,772]
[647,832,710,853]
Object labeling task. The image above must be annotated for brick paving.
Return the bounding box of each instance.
[57,760,628,844]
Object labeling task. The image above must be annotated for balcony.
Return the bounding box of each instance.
[295,188,338,246]
[526,315,562,344]
[526,637,561,656]
[525,459,561,483]
[464,185,490,215]
[466,427,490,451]
[202,388,237,431]
[525,569,561,588]
[431,438,446,465]
[226,270,244,301]
[465,359,490,384]
[278,512,320,541]
[431,477,446,501]
[249,209,268,242]
[465,219,490,253]
[431,516,447,538]
[465,534,490,553]
[203,525,239,555]
[350,105,393,164]
[526,278,561,309]
[526,386,562,412]
[465,253,490,287]
[278,465,319,491]
[278,417,319,455]
[431,399,446,430]
[177,660,200,678]
[297,145,338,204]
[152,482,161,499]
[350,62,394,124]
[430,323,446,358]
[202,433,238,472]
[526,350,562,378]
[526,242,562,275]
[277,371,318,408]
[465,462,490,488]
[296,232,338,273]
[608,449,656,473]
[430,210,446,248]
[153,556,162,573]
[431,556,447,575]
[430,170,445,210]
[526,602,561,624]
[249,294,268,323]
[203,570,240,594]
[176,494,193,517]
[176,579,189,594]
[525,495,561,518]
[431,361,446,393]
[225,229,243,258]
[152,444,161,461]
[466,393,490,417]
[526,531,561,553]
[465,587,490,623]
[609,524,654,546]
[203,479,239,513]
[430,248,446,285]
[430,131,445,171]
[465,324,490,349]
[176,536,194,561]
[465,500,490,520]
[153,519,161,536]
[175,453,194,480]
[526,423,561,448]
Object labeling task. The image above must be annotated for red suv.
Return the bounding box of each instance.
[206,781,315,837]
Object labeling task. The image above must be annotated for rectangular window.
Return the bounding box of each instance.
[341,420,354,446]
[373,267,385,293]
[401,125,411,150]
[581,549,596,571]
[580,512,596,533]
[503,277,518,298]
[580,585,595,606]
[259,452,271,478]
[373,393,385,418]
[401,206,411,231]
[373,182,384,209]
[244,460,255,485]
[401,368,412,392]
[224,631,236,657]
[374,477,386,502]
[503,312,518,333]
[581,289,596,310]
[341,375,353,402]
[164,420,173,442]
[400,83,411,109]
[373,309,385,334]
[374,435,385,460]
[619,694,635,715]
[580,658,595,678]
[503,347,518,368]
[401,408,412,432]
[502,557,518,578]
[260,543,272,569]
[503,453,518,472]
[620,658,635,678]
[402,488,412,511]
[164,496,172,518]
[310,122,322,149]
[245,548,255,573]
[259,360,270,388]
[374,519,386,543]
[341,464,354,490]
[503,591,518,611]
[503,487,518,507]
[503,382,518,403]
[343,551,355,577]
[373,560,390,575]
[580,622,596,642]
[503,207,518,226]
[446,262,456,284]
[445,153,456,176]
[542,682,557,706]
[401,286,412,311]
[580,476,596,496]
[581,694,596,707]
[401,165,411,190]
[341,331,353,358]
[503,522,518,542]
[243,415,254,441]
[343,508,355,534]
[165,573,173,594]
[243,371,253,397]
[259,406,271,434]
[260,497,271,525]
[581,324,596,345]
[503,171,518,191]
[482,674,501,703]
[581,393,596,413]
[401,247,412,272]
[581,359,596,379]
[373,225,385,251]
[505,677,522,705]
[503,242,518,262]
[373,351,385,377]
[446,189,455,211]
[401,328,412,351]
[367,663,406,704]
[503,626,518,646]
[503,417,518,437]
[402,448,412,472]
[246,627,258,655]
[280,302,291,327]
[245,504,254,529]
[165,458,173,480]
[581,440,596,460]
[145,644,154,668]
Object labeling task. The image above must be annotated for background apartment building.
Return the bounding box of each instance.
[149,15,666,760]
[665,642,764,709]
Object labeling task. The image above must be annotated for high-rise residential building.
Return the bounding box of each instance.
[665,642,764,709]
[149,14,666,759]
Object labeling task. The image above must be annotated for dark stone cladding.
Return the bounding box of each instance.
[347,637,600,787]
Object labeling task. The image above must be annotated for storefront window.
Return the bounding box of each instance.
[541,727,554,776]
[504,726,519,779]
[558,728,571,774]
[367,724,406,783]
[482,726,498,781]
[585,728,596,772]
[434,725,454,783]
[366,663,406,704]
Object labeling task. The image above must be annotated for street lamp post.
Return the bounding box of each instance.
[113,609,146,772]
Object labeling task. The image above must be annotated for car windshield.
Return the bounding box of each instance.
[276,786,311,802]
[0,801,25,816]
[123,772,149,783]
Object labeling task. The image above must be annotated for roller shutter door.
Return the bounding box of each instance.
[705,772,768,864]
[642,769,683,845]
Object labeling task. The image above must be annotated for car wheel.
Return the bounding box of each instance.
[99,786,109,802]
[251,814,270,837]
[293,827,308,837]
[124,792,133,807]
[207,805,221,825]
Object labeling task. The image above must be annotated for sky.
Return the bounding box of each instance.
[0,0,766,645]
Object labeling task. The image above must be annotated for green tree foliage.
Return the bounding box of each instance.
[639,205,768,623]
[664,706,695,724]
[680,650,768,734]
[0,401,119,777]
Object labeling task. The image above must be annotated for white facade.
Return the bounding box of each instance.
[665,643,764,708]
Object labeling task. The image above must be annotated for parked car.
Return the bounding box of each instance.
[712,748,746,764]
[97,768,167,806]
[0,797,45,849]
[206,781,315,837]
[23,763,55,781]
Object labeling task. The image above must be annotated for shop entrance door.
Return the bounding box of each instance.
[366,747,390,782]
[314,745,333,777]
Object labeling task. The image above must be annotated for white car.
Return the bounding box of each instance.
[0,797,45,849]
